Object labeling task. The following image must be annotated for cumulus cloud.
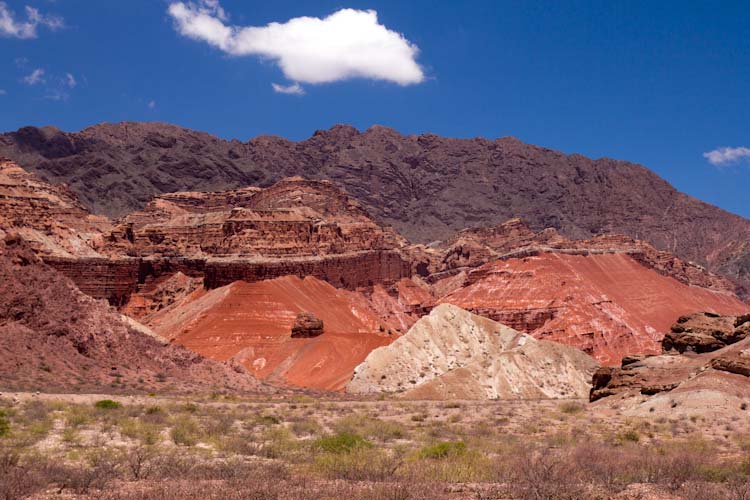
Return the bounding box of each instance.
[65,73,76,88]
[272,82,304,95]
[0,2,63,39]
[148,100,156,109]
[22,68,45,85]
[167,2,425,92]
[704,146,750,166]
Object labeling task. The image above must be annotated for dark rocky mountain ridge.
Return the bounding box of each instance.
[1,121,749,295]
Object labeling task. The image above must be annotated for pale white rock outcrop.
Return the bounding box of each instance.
[347,303,598,399]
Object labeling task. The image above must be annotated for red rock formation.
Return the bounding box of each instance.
[434,219,740,296]
[0,157,110,258]
[108,177,406,259]
[590,313,750,409]
[439,252,748,366]
[142,275,399,391]
[5,122,750,296]
[0,235,268,394]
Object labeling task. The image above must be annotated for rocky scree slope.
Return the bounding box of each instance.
[2,122,749,295]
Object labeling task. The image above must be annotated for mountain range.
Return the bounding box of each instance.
[2,121,748,296]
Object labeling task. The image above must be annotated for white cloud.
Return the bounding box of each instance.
[704,146,750,166]
[0,2,63,39]
[272,82,304,95]
[167,2,425,87]
[22,68,45,85]
[65,73,76,88]
[148,100,156,109]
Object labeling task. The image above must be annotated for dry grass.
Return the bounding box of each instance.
[1,394,750,499]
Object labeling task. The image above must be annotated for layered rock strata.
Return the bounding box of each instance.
[437,252,748,366]
[4,122,750,296]
[0,235,268,393]
[142,275,399,391]
[590,313,750,410]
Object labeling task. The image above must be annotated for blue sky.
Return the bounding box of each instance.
[1,0,749,218]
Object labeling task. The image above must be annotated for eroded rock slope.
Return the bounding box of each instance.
[347,304,598,399]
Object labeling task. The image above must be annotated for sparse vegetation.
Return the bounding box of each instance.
[94,399,122,410]
[0,395,749,499]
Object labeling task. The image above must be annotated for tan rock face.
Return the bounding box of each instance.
[0,157,111,258]
[108,177,406,259]
[347,304,599,400]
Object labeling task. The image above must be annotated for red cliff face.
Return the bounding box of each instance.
[0,160,411,305]
[0,157,111,258]
[439,252,747,366]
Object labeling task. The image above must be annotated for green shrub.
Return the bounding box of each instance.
[333,415,406,442]
[418,441,467,460]
[313,447,401,481]
[559,401,585,414]
[619,429,640,443]
[0,410,10,437]
[313,432,371,454]
[94,400,122,410]
[145,406,162,415]
[170,416,201,446]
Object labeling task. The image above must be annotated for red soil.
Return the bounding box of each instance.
[149,276,396,391]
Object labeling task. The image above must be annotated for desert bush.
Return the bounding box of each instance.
[333,415,407,442]
[509,447,588,500]
[313,432,372,454]
[170,416,201,446]
[0,448,68,500]
[418,441,466,460]
[94,399,122,410]
[618,428,640,443]
[406,447,493,483]
[314,446,402,481]
[0,410,10,437]
[290,419,322,437]
[559,401,585,414]
[58,450,120,495]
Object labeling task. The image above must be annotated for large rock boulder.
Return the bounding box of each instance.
[590,312,750,404]
[291,312,324,338]
[662,312,750,354]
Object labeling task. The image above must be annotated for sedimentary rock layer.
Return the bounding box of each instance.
[438,252,748,366]
[347,304,599,399]
[0,235,267,393]
[590,313,750,417]
[143,275,399,391]
[3,122,750,295]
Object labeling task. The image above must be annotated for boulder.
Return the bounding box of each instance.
[291,312,324,338]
